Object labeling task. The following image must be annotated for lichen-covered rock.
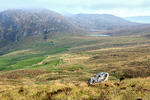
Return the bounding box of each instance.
[88,72,109,84]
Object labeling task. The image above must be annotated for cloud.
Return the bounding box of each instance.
[0,0,150,17]
[33,0,147,9]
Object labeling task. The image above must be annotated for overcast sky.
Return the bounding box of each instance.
[0,0,150,17]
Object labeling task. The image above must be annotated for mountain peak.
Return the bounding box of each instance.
[0,9,77,44]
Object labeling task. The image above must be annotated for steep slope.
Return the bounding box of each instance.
[67,14,138,30]
[0,9,77,44]
[125,16,150,23]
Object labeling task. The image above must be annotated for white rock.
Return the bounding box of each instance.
[88,72,109,84]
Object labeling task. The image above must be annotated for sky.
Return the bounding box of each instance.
[0,0,150,17]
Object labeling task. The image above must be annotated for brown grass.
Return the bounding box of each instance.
[0,69,50,79]
[1,78,150,100]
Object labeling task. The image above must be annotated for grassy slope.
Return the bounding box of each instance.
[0,32,150,99]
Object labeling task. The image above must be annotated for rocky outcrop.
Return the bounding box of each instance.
[88,72,109,84]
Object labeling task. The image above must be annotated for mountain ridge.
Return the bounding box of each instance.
[67,13,139,30]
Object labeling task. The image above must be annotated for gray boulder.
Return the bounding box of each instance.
[88,72,109,84]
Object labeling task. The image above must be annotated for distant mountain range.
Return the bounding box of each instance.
[0,9,144,49]
[125,16,150,23]
[67,14,138,30]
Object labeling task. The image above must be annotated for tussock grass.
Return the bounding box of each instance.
[1,78,150,100]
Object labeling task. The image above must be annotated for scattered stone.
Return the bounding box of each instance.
[137,98,142,100]
[18,87,24,93]
[105,83,109,87]
[114,82,120,86]
[131,84,136,88]
[120,87,126,90]
[88,72,109,84]
[142,88,148,92]
[120,76,125,82]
